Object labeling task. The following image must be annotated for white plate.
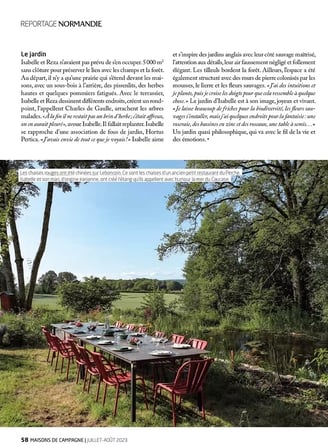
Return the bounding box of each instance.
[111,346,133,352]
[151,337,168,343]
[97,340,114,345]
[85,335,101,340]
[151,337,162,342]
[172,343,191,349]
[150,350,173,356]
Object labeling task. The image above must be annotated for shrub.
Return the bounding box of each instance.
[140,289,167,321]
[0,308,69,348]
[58,278,120,314]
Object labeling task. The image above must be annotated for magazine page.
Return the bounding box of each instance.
[1,0,327,447]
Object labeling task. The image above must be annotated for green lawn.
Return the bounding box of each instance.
[1,347,327,427]
[32,294,61,310]
[32,292,180,311]
[113,292,179,310]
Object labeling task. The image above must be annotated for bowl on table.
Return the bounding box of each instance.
[103,329,115,337]
[119,333,129,340]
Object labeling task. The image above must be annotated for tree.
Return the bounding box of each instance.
[0,160,137,311]
[133,278,158,292]
[0,161,38,302]
[309,221,328,321]
[165,280,183,291]
[57,271,77,285]
[58,277,120,314]
[38,270,58,294]
[140,289,167,321]
[181,202,294,318]
[181,203,250,314]
[158,160,328,315]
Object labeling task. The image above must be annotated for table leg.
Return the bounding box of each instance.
[131,362,136,422]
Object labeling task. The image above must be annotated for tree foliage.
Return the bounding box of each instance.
[140,289,167,321]
[57,271,77,285]
[38,270,58,294]
[102,278,184,292]
[158,160,328,317]
[58,277,120,314]
[0,160,137,311]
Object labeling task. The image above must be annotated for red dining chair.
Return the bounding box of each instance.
[90,351,148,416]
[77,344,103,400]
[41,326,58,365]
[115,321,124,328]
[153,357,214,426]
[187,338,208,350]
[49,334,75,380]
[151,333,185,387]
[66,338,88,384]
[171,334,185,344]
[137,326,148,334]
[125,323,136,331]
[76,344,106,400]
[152,330,166,338]
[77,344,122,400]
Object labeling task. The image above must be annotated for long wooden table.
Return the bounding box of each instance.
[51,323,209,422]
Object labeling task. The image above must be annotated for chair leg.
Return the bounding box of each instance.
[103,384,108,406]
[95,378,101,402]
[153,388,157,414]
[83,372,88,392]
[54,353,59,372]
[113,386,120,416]
[171,393,177,427]
[66,358,70,380]
[87,375,92,393]
[76,365,80,384]
[51,351,57,366]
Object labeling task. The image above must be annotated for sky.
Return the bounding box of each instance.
[13,160,189,282]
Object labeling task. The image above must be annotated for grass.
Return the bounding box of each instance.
[2,296,328,428]
[1,346,328,427]
[0,347,222,427]
[32,292,180,311]
[112,292,179,311]
[32,295,62,310]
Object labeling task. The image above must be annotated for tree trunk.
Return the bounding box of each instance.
[0,222,16,294]
[25,182,54,311]
[0,194,16,294]
[9,208,26,309]
[289,250,310,313]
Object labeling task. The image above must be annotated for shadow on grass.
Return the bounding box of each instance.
[0,348,37,371]
[2,348,328,427]
[204,361,328,426]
